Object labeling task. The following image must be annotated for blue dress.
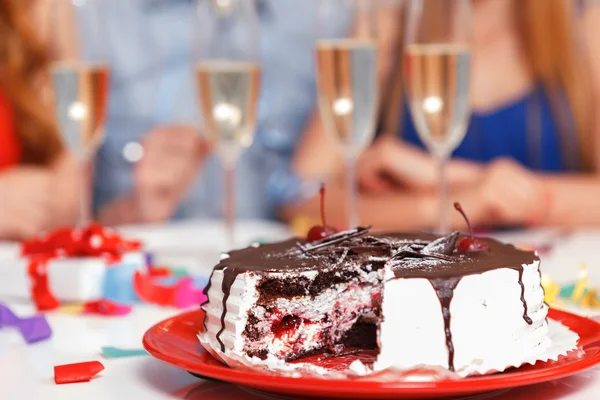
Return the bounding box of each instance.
[399,86,577,172]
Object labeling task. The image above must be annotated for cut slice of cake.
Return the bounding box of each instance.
[199,228,549,377]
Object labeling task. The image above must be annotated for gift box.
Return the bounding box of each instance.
[0,252,145,304]
[0,224,146,311]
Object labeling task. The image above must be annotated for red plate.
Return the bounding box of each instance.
[143,309,600,399]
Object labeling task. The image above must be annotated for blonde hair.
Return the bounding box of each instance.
[382,0,595,170]
[517,0,594,170]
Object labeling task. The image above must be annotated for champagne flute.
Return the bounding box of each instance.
[45,0,109,227]
[316,0,380,229]
[194,0,261,248]
[404,0,472,234]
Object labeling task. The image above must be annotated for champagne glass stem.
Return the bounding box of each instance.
[78,159,91,227]
[224,163,236,248]
[345,155,359,229]
[437,155,450,234]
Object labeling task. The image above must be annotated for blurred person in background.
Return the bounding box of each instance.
[0,1,79,239]
[95,0,321,225]
[284,0,600,231]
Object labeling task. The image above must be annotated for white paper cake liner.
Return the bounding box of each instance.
[199,319,580,380]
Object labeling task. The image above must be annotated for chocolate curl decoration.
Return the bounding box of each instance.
[390,248,455,262]
[299,226,371,253]
[423,232,459,256]
[21,224,142,311]
[54,361,105,384]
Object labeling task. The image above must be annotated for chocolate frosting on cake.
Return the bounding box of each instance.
[203,229,540,370]
[211,231,537,278]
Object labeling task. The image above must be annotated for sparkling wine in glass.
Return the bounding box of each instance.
[46,0,109,226]
[194,0,261,248]
[316,0,380,229]
[404,0,472,234]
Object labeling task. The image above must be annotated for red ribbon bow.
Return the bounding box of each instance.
[22,223,141,260]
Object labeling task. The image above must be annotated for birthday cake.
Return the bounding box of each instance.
[199,206,550,377]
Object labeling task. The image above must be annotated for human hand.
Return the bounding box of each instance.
[453,159,550,228]
[358,135,483,194]
[0,167,54,239]
[133,125,211,222]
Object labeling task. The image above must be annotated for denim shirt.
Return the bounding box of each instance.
[93,0,334,220]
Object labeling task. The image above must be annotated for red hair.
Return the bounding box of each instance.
[0,0,62,166]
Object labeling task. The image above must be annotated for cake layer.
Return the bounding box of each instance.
[244,279,380,360]
[201,265,383,365]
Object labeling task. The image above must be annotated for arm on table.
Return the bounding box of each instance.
[539,175,600,227]
[96,193,141,227]
[50,150,80,227]
[0,150,79,239]
[97,125,211,226]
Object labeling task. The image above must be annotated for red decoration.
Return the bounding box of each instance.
[22,223,141,259]
[22,223,142,311]
[147,267,172,278]
[307,184,339,241]
[133,271,174,307]
[82,299,132,316]
[453,202,490,253]
[26,258,60,311]
[54,361,105,384]
[133,271,206,308]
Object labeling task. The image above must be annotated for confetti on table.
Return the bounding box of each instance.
[542,263,600,310]
[59,304,85,315]
[0,303,52,344]
[0,303,20,327]
[541,274,560,304]
[168,267,191,277]
[83,299,132,316]
[101,346,148,359]
[54,361,105,384]
[18,315,52,344]
[133,270,206,308]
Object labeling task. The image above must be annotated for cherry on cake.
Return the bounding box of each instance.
[199,224,549,377]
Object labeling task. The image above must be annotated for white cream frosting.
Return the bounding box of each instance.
[376,260,549,377]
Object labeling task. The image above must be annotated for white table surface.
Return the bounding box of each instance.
[0,222,599,400]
